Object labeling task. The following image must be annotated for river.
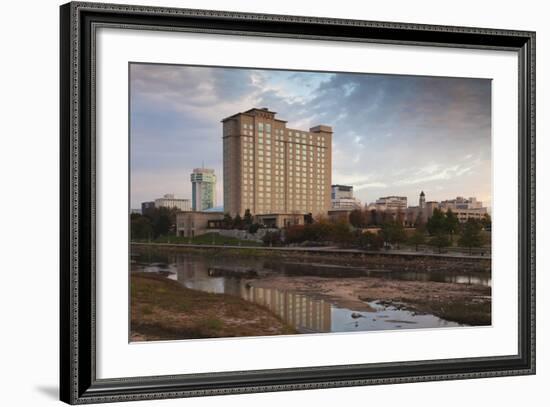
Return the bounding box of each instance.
[131,250,491,334]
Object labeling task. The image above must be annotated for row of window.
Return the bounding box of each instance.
[241,123,327,147]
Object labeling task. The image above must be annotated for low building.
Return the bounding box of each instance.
[372,196,407,211]
[447,207,488,223]
[176,211,224,238]
[155,194,191,212]
[440,196,483,210]
[254,213,305,228]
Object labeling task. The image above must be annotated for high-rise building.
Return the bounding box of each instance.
[190,168,216,211]
[222,108,332,216]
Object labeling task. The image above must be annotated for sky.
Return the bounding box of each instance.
[130,63,492,211]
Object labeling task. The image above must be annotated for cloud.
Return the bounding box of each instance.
[130,63,492,210]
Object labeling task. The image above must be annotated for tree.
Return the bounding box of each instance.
[358,231,384,251]
[458,218,485,254]
[243,209,253,227]
[380,220,406,249]
[408,228,426,251]
[428,232,451,253]
[427,208,446,236]
[304,213,314,225]
[130,214,153,240]
[285,225,307,244]
[369,209,379,226]
[444,209,460,240]
[248,223,260,234]
[480,213,492,231]
[147,206,178,238]
[349,209,365,228]
[262,230,281,246]
[233,214,243,229]
[222,213,233,229]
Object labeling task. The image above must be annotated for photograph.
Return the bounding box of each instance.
[129,63,493,342]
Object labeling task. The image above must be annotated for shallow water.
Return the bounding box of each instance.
[131,251,488,333]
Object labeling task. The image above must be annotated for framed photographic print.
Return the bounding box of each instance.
[60,1,536,404]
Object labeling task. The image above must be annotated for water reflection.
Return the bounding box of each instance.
[132,252,469,333]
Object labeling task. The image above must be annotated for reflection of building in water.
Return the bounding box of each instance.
[172,255,332,333]
[241,285,332,333]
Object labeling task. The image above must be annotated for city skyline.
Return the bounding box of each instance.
[130,63,492,211]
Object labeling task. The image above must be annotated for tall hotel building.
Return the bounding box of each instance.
[222,108,332,217]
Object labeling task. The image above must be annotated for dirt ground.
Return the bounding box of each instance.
[131,272,296,341]
[245,275,491,325]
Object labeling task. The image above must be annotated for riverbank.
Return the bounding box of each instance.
[245,274,491,326]
[131,272,296,341]
[131,242,491,273]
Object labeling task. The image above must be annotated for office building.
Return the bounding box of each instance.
[154,194,191,212]
[331,184,361,210]
[222,108,332,217]
[373,196,407,211]
[191,168,216,211]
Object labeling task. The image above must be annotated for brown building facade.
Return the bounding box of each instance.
[222,108,332,217]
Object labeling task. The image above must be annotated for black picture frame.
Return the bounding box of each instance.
[60,1,536,404]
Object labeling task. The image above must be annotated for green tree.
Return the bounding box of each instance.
[444,208,460,240]
[428,232,451,253]
[304,213,314,225]
[243,209,253,227]
[408,228,426,251]
[458,218,485,254]
[148,206,178,238]
[222,213,233,229]
[233,214,243,229]
[380,220,406,249]
[130,214,153,241]
[480,213,492,230]
[427,208,446,236]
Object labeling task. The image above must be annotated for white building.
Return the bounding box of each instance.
[331,185,361,210]
[154,194,191,211]
[372,196,407,211]
[440,196,483,210]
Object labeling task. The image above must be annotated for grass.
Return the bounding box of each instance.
[403,298,491,326]
[150,233,262,247]
[131,272,295,341]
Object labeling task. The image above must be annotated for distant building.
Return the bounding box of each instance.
[176,211,224,238]
[373,196,407,211]
[222,107,332,217]
[191,168,216,211]
[447,207,488,223]
[141,201,155,216]
[419,190,426,209]
[406,192,488,225]
[154,194,191,212]
[440,196,483,210]
[331,185,361,210]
